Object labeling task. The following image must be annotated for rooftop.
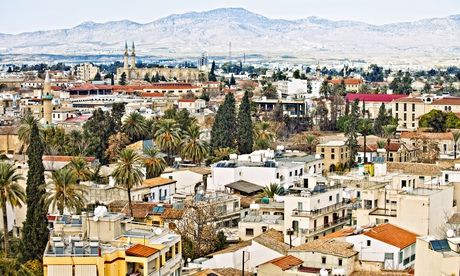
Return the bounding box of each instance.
[290,239,357,258]
[345,93,407,103]
[125,244,159,257]
[134,177,176,190]
[262,255,303,270]
[363,224,417,249]
[225,180,264,194]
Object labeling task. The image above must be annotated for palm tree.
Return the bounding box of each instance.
[212,147,236,163]
[376,140,386,149]
[305,134,318,155]
[154,119,181,164]
[18,116,41,154]
[44,168,87,215]
[382,124,397,139]
[143,147,166,178]
[122,112,147,142]
[105,132,130,161]
[254,121,275,150]
[65,130,85,156]
[0,162,25,255]
[360,119,373,163]
[262,183,282,199]
[181,124,208,164]
[66,156,91,183]
[112,149,144,218]
[453,131,460,159]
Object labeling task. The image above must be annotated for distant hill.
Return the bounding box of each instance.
[0,8,459,63]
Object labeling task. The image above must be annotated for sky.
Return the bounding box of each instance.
[2,0,460,34]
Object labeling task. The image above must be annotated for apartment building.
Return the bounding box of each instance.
[239,199,284,240]
[316,140,349,173]
[131,177,177,203]
[75,63,100,81]
[328,78,363,92]
[345,93,407,119]
[392,97,427,131]
[43,210,182,276]
[283,175,350,246]
[414,235,460,276]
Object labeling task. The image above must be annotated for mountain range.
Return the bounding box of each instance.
[1,8,459,64]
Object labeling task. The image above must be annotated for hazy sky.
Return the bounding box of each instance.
[2,0,460,34]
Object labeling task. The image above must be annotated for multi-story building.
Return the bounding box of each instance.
[239,199,284,240]
[316,140,349,173]
[253,98,308,118]
[283,175,350,246]
[328,78,363,92]
[345,93,407,119]
[131,177,177,203]
[414,235,460,276]
[76,63,100,81]
[177,99,206,114]
[43,211,182,276]
[277,79,322,99]
[392,96,427,131]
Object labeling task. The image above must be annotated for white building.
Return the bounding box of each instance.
[177,99,206,114]
[76,63,100,81]
[277,79,321,99]
[131,177,177,203]
[346,223,417,270]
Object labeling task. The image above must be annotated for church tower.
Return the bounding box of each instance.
[130,41,136,69]
[123,41,129,70]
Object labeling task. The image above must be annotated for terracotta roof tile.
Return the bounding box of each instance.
[161,208,185,220]
[134,177,176,191]
[345,93,407,103]
[42,155,95,162]
[253,229,289,255]
[393,97,423,103]
[263,255,303,270]
[125,244,159,257]
[329,78,363,85]
[290,239,357,258]
[387,162,441,176]
[363,224,417,249]
[431,97,460,105]
[400,131,453,140]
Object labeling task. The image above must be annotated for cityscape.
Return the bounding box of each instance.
[0,1,460,276]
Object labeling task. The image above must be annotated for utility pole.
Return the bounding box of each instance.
[241,251,245,276]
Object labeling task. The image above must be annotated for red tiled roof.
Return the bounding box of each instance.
[363,224,417,249]
[431,97,460,105]
[178,99,196,103]
[161,208,185,220]
[262,255,303,270]
[394,97,423,103]
[133,177,176,191]
[63,115,92,123]
[400,131,453,140]
[42,155,95,162]
[345,93,407,103]
[125,244,159,257]
[329,78,363,85]
[138,92,165,98]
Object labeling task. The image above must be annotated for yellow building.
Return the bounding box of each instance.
[316,140,349,173]
[0,126,20,154]
[43,212,182,276]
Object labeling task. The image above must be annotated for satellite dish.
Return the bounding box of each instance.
[93,216,99,222]
[154,228,163,235]
[446,229,455,238]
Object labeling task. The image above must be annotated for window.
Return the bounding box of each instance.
[399,252,403,264]
[298,202,303,211]
[295,170,298,176]
[299,168,303,175]
[322,257,326,264]
[412,113,415,121]
[261,226,267,232]
[401,180,407,188]
[403,103,407,111]
[338,259,343,266]
[245,228,254,236]
[367,240,371,246]
[289,171,293,177]
[329,195,332,201]
[412,104,415,112]
[331,148,335,153]
[321,148,325,153]
[303,178,309,188]
[396,103,399,111]
[276,173,280,179]
[403,113,407,120]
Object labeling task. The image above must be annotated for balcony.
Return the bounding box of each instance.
[297,217,348,237]
[292,202,349,218]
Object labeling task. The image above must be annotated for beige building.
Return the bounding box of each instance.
[328,78,363,92]
[414,236,460,276]
[116,42,203,83]
[76,63,100,81]
[392,96,427,131]
[0,126,20,154]
[316,140,349,173]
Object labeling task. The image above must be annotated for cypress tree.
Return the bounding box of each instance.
[211,93,237,152]
[374,103,387,136]
[21,121,49,261]
[345,100,360,167]
[208,61,217,81]
[144,73,150,82]
[119,72,127,85]
[229,74,236,86]
[237,91,253,154]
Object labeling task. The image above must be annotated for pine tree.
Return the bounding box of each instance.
[345,100,360,167]
[111,102,126,132]
[210,93,237,152]
[21,121,49,262]
[229,74,236,86]
[152,72,160,83]
[374,103,387,136]
[237,91,253,154]
[344,99,350,116]
[208,61,217,81]
[144,73,150,82]
[93,72,101,81]
[119,72,127,85]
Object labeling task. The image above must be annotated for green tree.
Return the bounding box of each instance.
[419,109,447,132]
[83,108,116,164]
[122,112,147,142]
[143,73,150,82]
[208,61,217,81]
[64,130,85,156]
[93,72,101,81]
[345,100,360,167]
[360,118,373,163]
[263,183,282,198]
[111,102,126,132]
[112,149,144,218]
[152,72,160,83]
[210,93,237,152]
[44,168,86,215]
[215,230,227,251]
[319,80,330,98]
[261,83,278,99]
[453,131,460,159]
[237,91,253,154]
[18,115,42,154]
[21,121,49,262]
[175,109,195,132]
[229,74,236,86]
[254,121,275,150]
[119,72,127,85]
[180,124,208,164]
[155,119,181,164]
[0,163,25,256]
[293,70,300,79]
[374,103,388,136]
[143,148,166,179]
[66,156,92,184]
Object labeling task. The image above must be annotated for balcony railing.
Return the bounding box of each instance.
[296,217,348,236]
[292,202,349,218]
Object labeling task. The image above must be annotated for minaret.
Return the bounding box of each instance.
[43,70,51,94]
[123,41,129,70]
[130,41,136,69]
